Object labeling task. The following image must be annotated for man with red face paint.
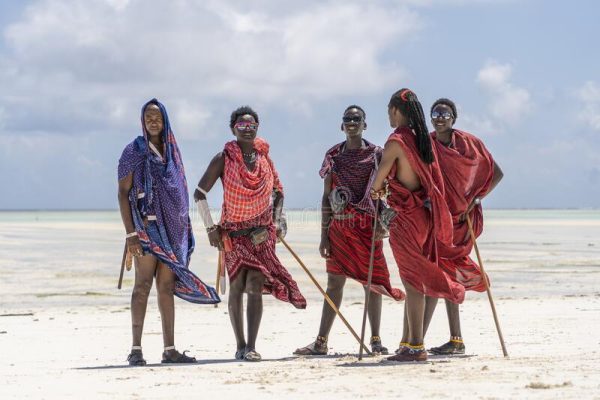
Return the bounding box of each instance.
[294,105,404,357]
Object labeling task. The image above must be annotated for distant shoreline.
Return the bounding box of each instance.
[0,208,599,212]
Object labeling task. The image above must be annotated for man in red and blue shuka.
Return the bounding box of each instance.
[294,105,404,357]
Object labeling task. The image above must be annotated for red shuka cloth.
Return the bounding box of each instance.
[320,141,404,300]
[220,139,306,309]
[432,130,495,292]
[221,138,283,223]
[385,127,465,304]
[327,208,405,300]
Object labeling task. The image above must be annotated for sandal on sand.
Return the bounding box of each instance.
[235,349,247,360]
[243,350,262,362]
[387,346,428,362]
[293,336,328,356]
[127,351,147,366]
[370,336,389,355]
[161,349,197,364]
[429,340,465,355]
[395,342,409,355]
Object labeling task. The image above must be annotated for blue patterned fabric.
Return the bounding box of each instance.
[118,98,220,304]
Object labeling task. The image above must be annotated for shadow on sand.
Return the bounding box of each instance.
[74,356,302,370]
[336,353,477,368]
[75,354,477,370]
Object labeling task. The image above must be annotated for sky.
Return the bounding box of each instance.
[0,0,598,210]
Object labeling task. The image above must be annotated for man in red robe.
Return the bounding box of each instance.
[194,106,306,362]
[422,98,503,355]
[294,105,404,356]
[372,89,465,362]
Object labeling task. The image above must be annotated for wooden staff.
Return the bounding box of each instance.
[466,213,509,358]
[358,199,380,360]
[279,237,372,356]
[117,243,127,289]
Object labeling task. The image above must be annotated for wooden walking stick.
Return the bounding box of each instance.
[117,243,127,289]
[279,236,372,356]
[466,213,509,358]
[358,199,380,360]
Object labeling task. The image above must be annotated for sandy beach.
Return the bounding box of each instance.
[1,210,600,399]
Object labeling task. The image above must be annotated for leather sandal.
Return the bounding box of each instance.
[127,350,147,366]
[293,336,328,356]
[429,340,465,355]
[235,348,247,360]
[243,349,262,362]
[395,342,409,355]
[387,346,428,362]
[370,336,389,355]
[161,349,197,364]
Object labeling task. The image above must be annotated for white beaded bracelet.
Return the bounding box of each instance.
[126,232,138,238]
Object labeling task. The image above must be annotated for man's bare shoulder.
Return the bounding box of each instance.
[384,139,406,158]
[210,151,225,164]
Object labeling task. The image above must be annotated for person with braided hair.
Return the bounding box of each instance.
[370,89,464,362]
[421,98,504,355]
[294,105,404,357]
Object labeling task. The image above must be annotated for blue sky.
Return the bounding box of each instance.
[0,0,598,210]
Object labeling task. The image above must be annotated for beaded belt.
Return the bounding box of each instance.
[333,213,354,220]
[229,226,268,238]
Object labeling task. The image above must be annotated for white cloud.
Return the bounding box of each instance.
[458,113,501,137]
[477,62,512,90]
[576,81,600,130]
[476,60,532,125]
[0,0,421,137]
[170,100,212,141]
[105,0,130,12]
[0,0,425,209]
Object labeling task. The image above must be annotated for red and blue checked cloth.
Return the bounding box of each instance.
[220,138,283,223]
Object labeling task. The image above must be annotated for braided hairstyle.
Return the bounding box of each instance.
[388,88,433,164]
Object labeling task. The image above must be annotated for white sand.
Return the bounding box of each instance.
[1,210,600,399]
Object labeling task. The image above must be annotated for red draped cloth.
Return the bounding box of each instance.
[320,141,404,301]
[385,127,465,304]
[220,139,306,309]
[221,138,283,223]
[432,130,495,292]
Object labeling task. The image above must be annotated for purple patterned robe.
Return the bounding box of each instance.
[118,98,219,304]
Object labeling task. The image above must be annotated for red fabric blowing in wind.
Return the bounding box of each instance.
[432,130,495,292]
[220,138,305,309]
[385,127,465,304]
[327,206,405,300]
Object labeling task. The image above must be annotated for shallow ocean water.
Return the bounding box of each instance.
[0,209,599,310]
